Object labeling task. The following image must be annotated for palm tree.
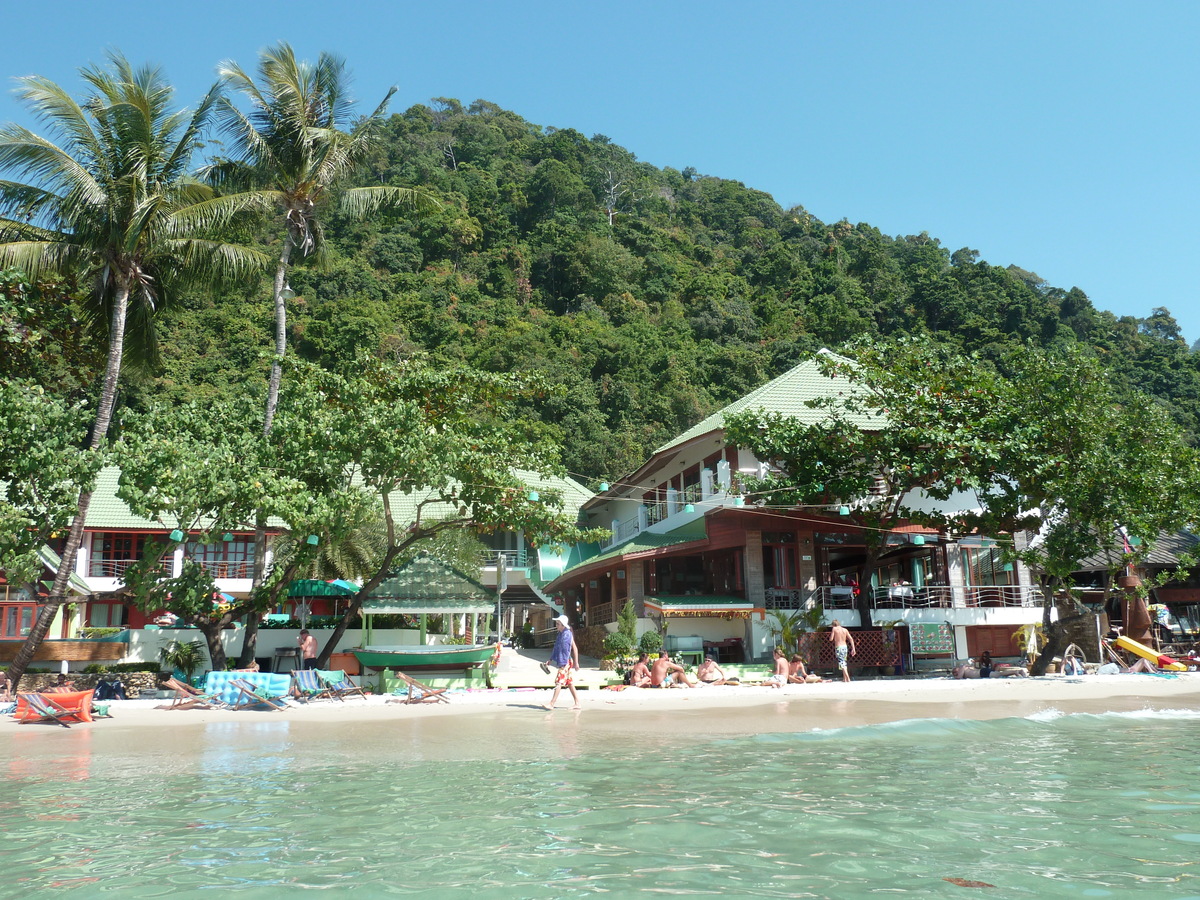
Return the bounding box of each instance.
[212,42,433,433]
[0,54,266,687]
[211,43,431,664]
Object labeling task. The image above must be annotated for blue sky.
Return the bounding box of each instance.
[3,1,1197,344]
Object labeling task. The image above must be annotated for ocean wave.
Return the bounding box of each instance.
[742,706,1200,746]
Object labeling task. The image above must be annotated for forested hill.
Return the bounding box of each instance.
[150,98,1200,483]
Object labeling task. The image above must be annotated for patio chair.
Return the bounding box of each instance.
[392,670,449,704]
[16,692,79,727]
[322,672,368,700]
[292,668,337,702]
[229,678,289,711]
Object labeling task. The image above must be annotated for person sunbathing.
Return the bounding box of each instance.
[627,653,653,687]
[43,674,76,694]
[696,655,737,685]
[765,648,790,688]
[787,654,809,683]
[1098,658,1158,674]
[650,651,694,687]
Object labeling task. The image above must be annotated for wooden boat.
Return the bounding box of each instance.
[351,644,497,671]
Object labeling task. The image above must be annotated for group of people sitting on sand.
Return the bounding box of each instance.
[624,647,827,688]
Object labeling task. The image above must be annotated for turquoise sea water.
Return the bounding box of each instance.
[2,708,1199,898]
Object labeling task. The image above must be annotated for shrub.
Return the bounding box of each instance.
[617,599,638,644]
[639,630,664,655]
[638,628,667,657]
[602,632,634,658]
[82,662,159,674]
[79,627,124,639]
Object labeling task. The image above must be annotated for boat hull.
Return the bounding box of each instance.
[352,645,496,670]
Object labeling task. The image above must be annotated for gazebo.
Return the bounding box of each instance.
[363,554,498,645]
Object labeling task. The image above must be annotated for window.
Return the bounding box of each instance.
[187,541,256,579]
[961,547,1013,587]
[762,535,797,589]
[89,533,149,577]
[86,602,125,628]
[1,604,37,638]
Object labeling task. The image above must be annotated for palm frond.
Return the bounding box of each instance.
[339,185,438,218]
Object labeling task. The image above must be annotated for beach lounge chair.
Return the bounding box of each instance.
[16,692,79,727]
[156,677,228,710]
[292,668,337,702]
[322,672,368,700]
[229,678,289,711]
[393,671,449,704]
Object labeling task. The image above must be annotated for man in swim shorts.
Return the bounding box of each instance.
[650,651,693,687]
[765,648,789,687]
[545,615,580,710]
[829,619,856,683]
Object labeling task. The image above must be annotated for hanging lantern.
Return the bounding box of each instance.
[222,532,235,542]
[683,503,696,514]
[169,529,185,542]
[599,482,610,492]
[838,506,850,516]
[528,490,540,502]
[912,535,926,546]
[306,534,320,546]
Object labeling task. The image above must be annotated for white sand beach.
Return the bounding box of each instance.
[6,671,1199,765]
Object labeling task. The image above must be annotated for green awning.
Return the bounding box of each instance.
[287,579,357,598]
[37,546,93,595]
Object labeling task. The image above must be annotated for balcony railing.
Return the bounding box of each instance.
[813,584,1043,610]
[681,483,703,504]
[195,559,254,580]
[589,599,616,627]
[88,558,170,579]
[645,500,668,526]
[479,549,528,569]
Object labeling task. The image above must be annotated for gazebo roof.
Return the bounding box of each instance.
[363,554,496,615]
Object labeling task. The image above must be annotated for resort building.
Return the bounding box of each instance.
[0,466,588,667]
[540,351,1049,671]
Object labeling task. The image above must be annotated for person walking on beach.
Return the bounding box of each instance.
[298,629,318,670]
[829,620,856,682]
[545,614,580,710]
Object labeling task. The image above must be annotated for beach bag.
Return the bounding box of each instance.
[94,679,113,700]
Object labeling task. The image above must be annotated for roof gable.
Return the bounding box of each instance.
[655,349,873,455]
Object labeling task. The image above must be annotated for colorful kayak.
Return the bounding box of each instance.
[1114,635,1188,671]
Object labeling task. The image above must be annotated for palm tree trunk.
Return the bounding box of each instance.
[237,241,293,666]
[262,240,292,434]
[5,282,131,690]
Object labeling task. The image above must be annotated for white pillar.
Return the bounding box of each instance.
[701,468,714,499]
[716,459,731,490]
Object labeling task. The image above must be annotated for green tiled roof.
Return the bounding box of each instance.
[364,553,496,614]
[36,546,92,594]
[81,466,592,532]
[560,519,709,576]
[656,349,876,454]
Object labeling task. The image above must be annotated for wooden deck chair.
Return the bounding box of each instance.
[229,678,289,711]
[156,677,227,710]
[16,692,77,727]
[292,669,337,702]
[394,670,450,704]
[322,673,367,700]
